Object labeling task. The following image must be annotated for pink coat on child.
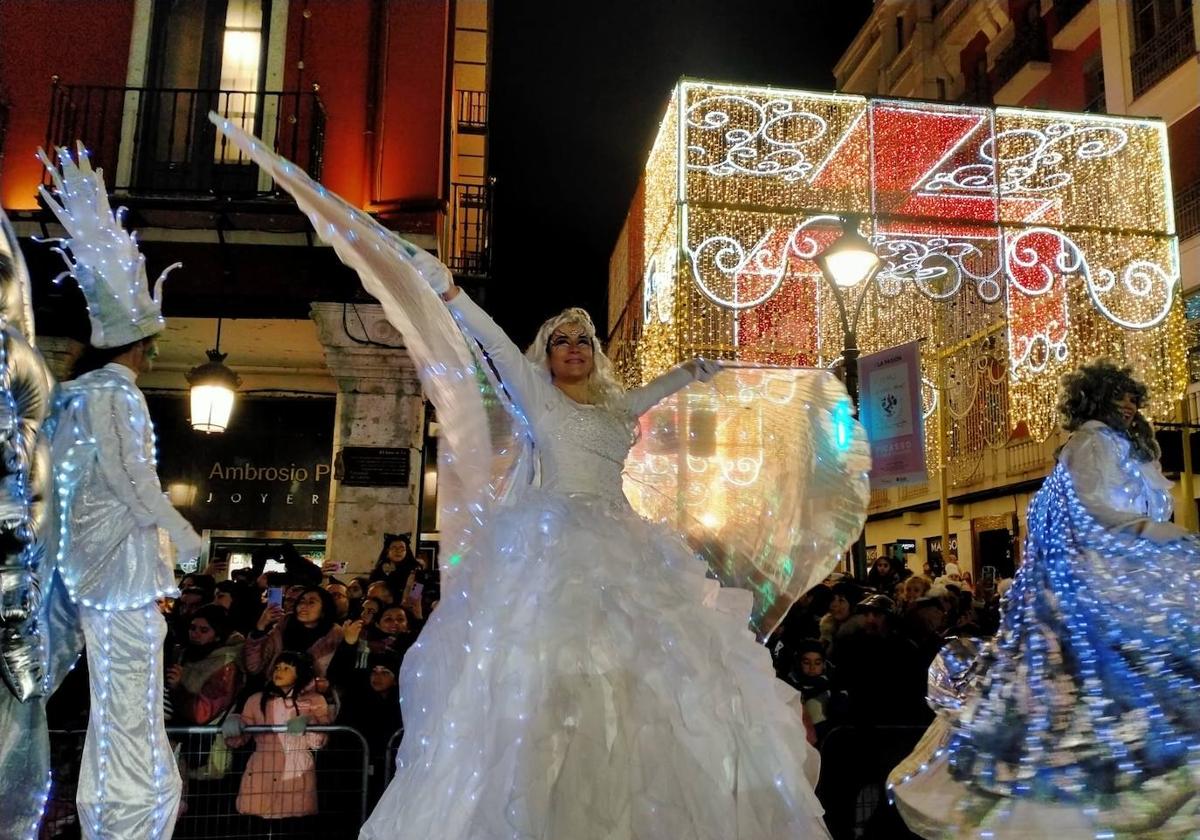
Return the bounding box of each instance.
[227,688,332,818]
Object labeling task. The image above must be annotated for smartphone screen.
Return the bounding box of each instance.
[267,586,284,608]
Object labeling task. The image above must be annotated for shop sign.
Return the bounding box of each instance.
[149,396,335,531]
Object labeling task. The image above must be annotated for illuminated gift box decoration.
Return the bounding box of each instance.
[609,80,1183,469]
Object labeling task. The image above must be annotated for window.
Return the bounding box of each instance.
[1134,0,1193,46]
[936,77,947,100]
[217,0,265,160]
[142,0,271,186]
[896,15,906,52]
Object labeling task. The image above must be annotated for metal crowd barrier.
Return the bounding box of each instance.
[44,726,369,840]
[383,727,405,783]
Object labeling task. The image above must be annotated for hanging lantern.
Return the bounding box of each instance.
[187,319,241,433]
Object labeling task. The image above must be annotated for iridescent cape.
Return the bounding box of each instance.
[207,113,869,641]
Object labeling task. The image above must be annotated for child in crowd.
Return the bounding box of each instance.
[224,650,332,837]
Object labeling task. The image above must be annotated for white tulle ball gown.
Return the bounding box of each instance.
[208,111,871,840]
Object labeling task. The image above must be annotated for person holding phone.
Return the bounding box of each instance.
[244,586,343,683]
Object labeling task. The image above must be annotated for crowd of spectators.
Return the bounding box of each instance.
[46,534,1006,839]
[768,552,1008,838]
[44,535,437,837]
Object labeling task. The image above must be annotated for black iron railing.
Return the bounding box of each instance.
[457,89,488,133]
[447,180,492,277]
[44,80,325,197]
[1131,12,1196,96]
[992,17,1050,94]
[1178,179,1200,242]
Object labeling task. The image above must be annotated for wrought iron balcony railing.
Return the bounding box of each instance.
[1178,179,1200,242]
[991,18,1051,94]
[44,81,325,197]
[1131,12,1197,97]
[457,90,487,133]
[446,180,492,278]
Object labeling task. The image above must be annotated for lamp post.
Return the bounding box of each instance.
[816,216,882,580]
[187,317,241,433]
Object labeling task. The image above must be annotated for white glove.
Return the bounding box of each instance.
[392,234,453,295]
[683,357,721,383]
[172,527,203,563]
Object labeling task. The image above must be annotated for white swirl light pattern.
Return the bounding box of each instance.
[871,233,1003,303]
[922,122,1128,195]
[685,94,828,182]
[686,215,840,310]
[1005,227,1177,376]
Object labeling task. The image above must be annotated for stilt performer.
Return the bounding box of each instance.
[39,145,202,840]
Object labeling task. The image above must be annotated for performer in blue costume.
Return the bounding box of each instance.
[890,359,1200,838]
[210,113,874,840]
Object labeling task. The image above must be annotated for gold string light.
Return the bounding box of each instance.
[608,81,1185,464]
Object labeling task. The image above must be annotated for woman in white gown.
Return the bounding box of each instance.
[208,113,858,840]
[359,282,829,839]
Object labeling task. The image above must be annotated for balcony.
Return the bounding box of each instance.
[1131,12,1197,97]
[457,90,487,134]
[446,180,491,279]
[44,82,325,198]
[991,19,1052,105]
[1179,179,1200,241]
[1051,0,1099,50]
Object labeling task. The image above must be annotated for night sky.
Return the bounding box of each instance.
[487,0,874,345]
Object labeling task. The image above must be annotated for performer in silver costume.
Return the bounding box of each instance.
[38,145,202,840]
[0,207,62,840]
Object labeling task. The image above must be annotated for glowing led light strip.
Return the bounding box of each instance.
[642,253,676,325]
[686,214,840,311]
[921,122,1129,196]
[872,231,1003,303]
[685,94,829,181]
[1007,227,1177,331]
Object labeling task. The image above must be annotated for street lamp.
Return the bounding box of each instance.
[187,317,241,433]
[816,216,881,579]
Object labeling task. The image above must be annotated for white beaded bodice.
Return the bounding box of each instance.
[536,400,634,502]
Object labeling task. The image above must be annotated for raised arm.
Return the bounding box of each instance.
[624,359,721,418]
[442,288,557,419]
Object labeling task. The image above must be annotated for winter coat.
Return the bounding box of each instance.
[243,619,343,678]
[227,687,331,818]
[171,640,245,725]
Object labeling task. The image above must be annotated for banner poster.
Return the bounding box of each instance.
[859,341,927,488]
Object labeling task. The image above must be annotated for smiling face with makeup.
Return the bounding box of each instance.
[547,322,595,384]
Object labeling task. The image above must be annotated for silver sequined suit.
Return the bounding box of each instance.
[49,362,199,839]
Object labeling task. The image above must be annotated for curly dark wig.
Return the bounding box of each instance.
[1057,359,1159,462]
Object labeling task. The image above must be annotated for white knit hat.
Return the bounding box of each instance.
[38,144,178,348]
